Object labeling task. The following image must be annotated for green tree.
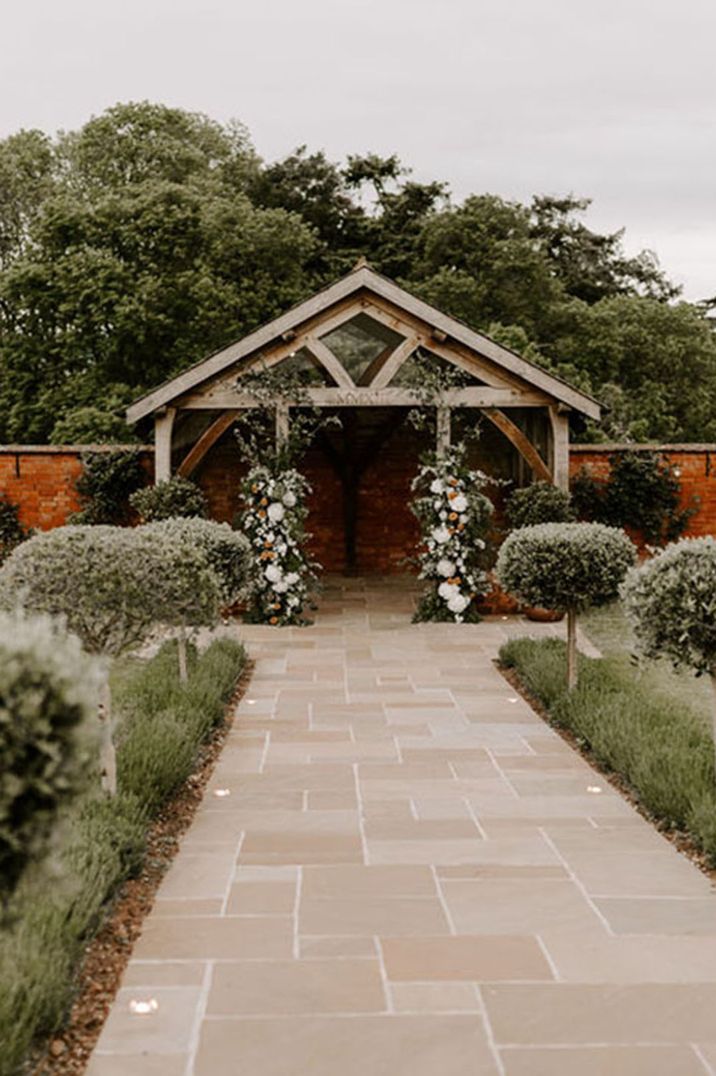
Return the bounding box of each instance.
[529,194,678,304]
[0,107,317,441]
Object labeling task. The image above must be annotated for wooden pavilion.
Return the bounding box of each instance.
[126,263,599,573]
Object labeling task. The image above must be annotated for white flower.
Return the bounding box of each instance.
[448,593,469,614]
[285,572,299,585]
[437,558,456,578]
[265,564,282,583]
[274,581,288,593]
[452,494,468,513]
[283,491,297,508]
[438,581,458,600]
[433,499,442,510]
[430,479,443,494]
[432,526,451,545]
[267,502,286,523]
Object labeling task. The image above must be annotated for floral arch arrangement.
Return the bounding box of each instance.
[411,443,493,623]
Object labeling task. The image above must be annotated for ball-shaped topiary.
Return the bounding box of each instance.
[0,526,221,786]
[622,537,716,676]
[505,481,576,529]
[140,518,250,608]
[130,477,208,522]
[0,610,100,905]
[497,522,635,687]
[622,537,716,768]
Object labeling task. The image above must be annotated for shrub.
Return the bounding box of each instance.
[497,522,635,687]
[571,451,694,545]
[500,637,716,861]
[0,526,220,783]
[0,611,99,905]
[505,481,575,528]
[622,537,716,763]
[50,407,138,446]
[0,494,31,564]
[70,449,146,525]
[140,517,250,606]
[0,637,245,1076]
[130,476,208,521]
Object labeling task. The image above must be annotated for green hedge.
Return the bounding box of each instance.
[0,636,245,1076]
[499,637,716,861]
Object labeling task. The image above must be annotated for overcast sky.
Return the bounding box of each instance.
[2,0,714,300]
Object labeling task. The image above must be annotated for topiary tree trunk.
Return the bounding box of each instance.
[566,607,578,690]
[98,677,117,795]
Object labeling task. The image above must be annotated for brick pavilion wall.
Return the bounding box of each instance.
[4,441,716,574]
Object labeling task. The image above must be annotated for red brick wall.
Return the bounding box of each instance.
[5,442,716,574]
[569,445,716,539]
[0,447,151,530]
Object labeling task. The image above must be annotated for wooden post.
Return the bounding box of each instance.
[549,406,570,491]
[154,407,176,483]
[436,407,451,458]
[275,403,289,449]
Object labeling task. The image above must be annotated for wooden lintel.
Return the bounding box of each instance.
[483,408,553,484]
[179,387,548,410]
[177,410,238,478]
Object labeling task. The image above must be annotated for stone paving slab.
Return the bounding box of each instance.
[89,578,716,1075]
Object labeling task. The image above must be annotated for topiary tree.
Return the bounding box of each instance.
[139,518,250,608]
[0,609,99,907]
[144,533,221,683]
[622,537,716,764]
[505,481,575,529]
[497,522,636,688]
[130,476,208,521]
[0,526,220,787]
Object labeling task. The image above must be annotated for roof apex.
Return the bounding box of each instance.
[126,264,600,423]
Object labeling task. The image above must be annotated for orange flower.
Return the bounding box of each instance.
[269,616,279,625]
[449,512,458,521]
[260,497,268,507]
[258,510,267,518]
[264,540,273,548]
[448,491,458,500]
[251,484,259,493]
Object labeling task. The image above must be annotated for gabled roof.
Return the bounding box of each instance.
[126,264,600,423]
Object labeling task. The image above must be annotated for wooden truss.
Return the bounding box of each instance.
[128,266,599,491]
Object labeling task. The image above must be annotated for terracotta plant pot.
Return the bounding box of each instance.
[524,606,564,623]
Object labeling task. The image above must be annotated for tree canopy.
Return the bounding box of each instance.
[0,100,713,444]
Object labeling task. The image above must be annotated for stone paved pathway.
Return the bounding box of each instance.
[88,579,716,1076]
